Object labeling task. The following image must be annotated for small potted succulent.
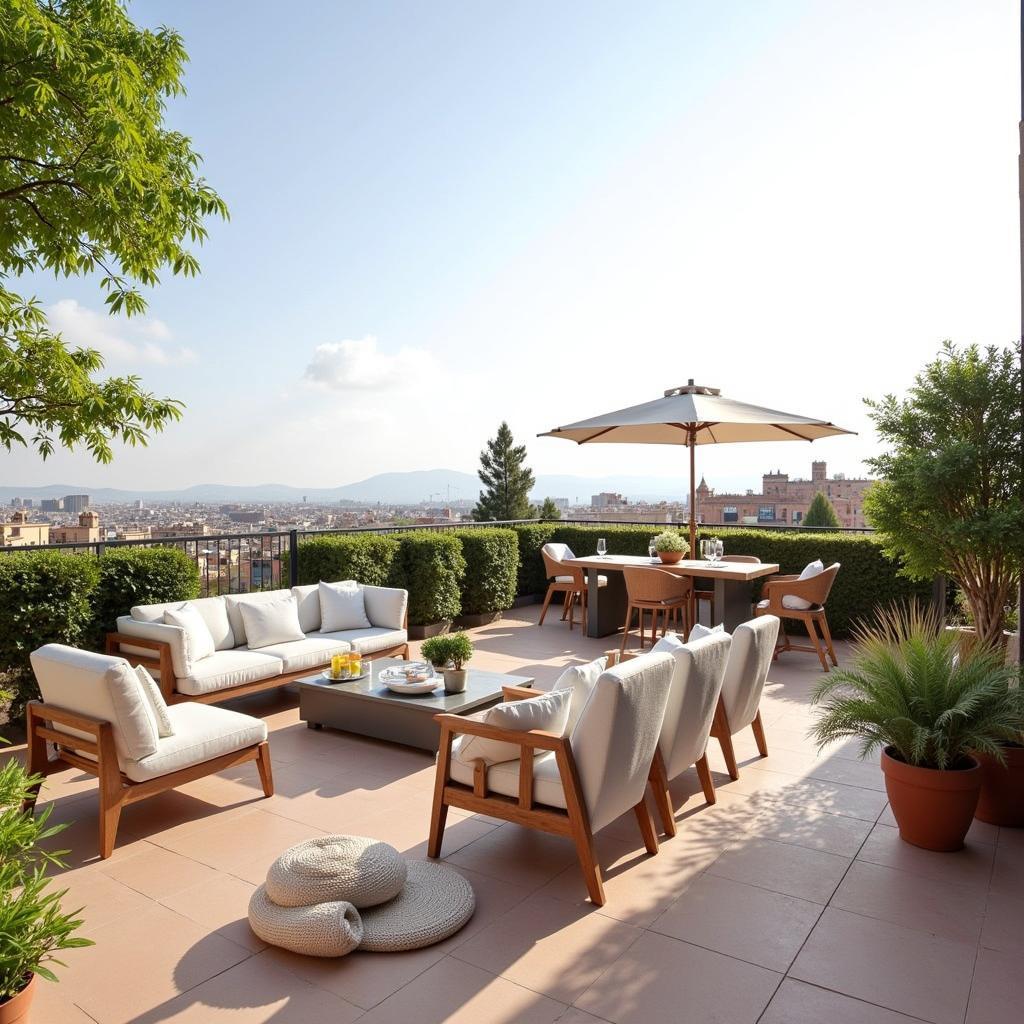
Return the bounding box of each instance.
[420,632,474,694]
[811,603,1024,852]
[653,529,689,565]
[1,746,92,1024]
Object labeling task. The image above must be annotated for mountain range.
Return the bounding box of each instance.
[0,469,692,505]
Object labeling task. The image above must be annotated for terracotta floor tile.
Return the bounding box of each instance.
[651,873,823,971]
[966,947,1024,1024]
[832,860,987,943]
[452,894,643,1003]
[148,949,363,1023]
[360,955,568,1024]
[426,864,534,953]
[99,839,220,900]
[21,979,99,1024]
[750,800,874,856]
[706,836,851,904]
[857,823,996,892]
[980,892,1024,955]
[446,823,577,889]
[761,978,927,1024]
[790,907,976,1024]
[160,873,266,953]
[988,839,1024,898]
[52,861,154,931]
[575,930,780,1024]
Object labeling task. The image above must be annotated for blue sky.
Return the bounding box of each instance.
[6,0,1020,495]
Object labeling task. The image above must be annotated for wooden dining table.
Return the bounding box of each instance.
[562,554,780,638]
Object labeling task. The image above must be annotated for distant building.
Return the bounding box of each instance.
[151,522,210,539]
[551,498,570,510]
[115,525,152,541]
[9,498,20,508]
[22,499,33,508]
[63,494,90,514]
[0,510,50,546]
[40,498,63,512]
[591,492,626,509]
[696,461,873,529]
[51,511,101,545]
[227,511,265,524]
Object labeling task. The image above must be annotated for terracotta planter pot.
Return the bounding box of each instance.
[0,974,37,1024]
[880,747,982,852]
[974,744,1024,827]
[658,551,684,565]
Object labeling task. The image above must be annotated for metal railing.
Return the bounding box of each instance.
[0,516,876,598]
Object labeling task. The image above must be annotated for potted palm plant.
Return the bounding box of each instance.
[0,748,92,1024]
[653,530,689,565]
[811,603,1024,852]
[420,632,474,694]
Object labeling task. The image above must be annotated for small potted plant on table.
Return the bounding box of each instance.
[653,530,689,565]
[1,747,92,1023]
[420,632,474,694]
[811,603,1024,852]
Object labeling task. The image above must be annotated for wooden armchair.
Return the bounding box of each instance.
[755,563,840,671]
[621,567,692,654]
[538,543,606,630]
[428,652,674,906]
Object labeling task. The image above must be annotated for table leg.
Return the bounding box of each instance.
[585,567,628,638]
[712,579,755,631]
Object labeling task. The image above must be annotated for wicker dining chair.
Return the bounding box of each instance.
[538,543,606,630]
[695,555,761,627]
[755,562,840,671]
[620,566,693,655]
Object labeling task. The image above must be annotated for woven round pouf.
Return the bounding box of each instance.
[248,885,363,957]
[360,861,475,952]
[265,835,406,909]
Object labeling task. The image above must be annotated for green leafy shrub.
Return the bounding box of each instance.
[90,547,200,645]
[551,524,656,559]
[0,553,99,717]
[511,523,559,596]
[290,534,400,587]
[388,531,465,626]
[452,528,518,615]
[653,529,689,554]
[421,631,474,669]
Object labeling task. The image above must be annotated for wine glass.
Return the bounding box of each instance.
[596,538,607,558]
[648,537,657,560]
[715,539,724,562]
[703,539,714,563]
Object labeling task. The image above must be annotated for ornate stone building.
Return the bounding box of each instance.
[696,461,873,529]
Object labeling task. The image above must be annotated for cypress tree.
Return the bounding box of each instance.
[472,422,536,521]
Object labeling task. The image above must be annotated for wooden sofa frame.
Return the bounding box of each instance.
[427,682,661,907]
[24,700,273,858]
[105,618,410,705]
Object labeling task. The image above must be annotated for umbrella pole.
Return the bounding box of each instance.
[688,430,696,557]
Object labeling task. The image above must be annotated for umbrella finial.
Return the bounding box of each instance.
[664,381,721,397]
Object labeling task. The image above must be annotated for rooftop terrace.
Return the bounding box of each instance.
[7,605,1021,1024]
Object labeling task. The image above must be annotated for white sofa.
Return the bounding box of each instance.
[106,582,409,704]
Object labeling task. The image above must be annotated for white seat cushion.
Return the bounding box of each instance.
[448,747,568,810]
[313,627,407,656]
[177,649,283,696]
[164,604,216,665]
[240,595,306,649]
[554,574,607,585]
[455,689,571,766]
[133,596,235,651]
[783,560,824,610]
[123,703,268,783]
[256,636,351,672]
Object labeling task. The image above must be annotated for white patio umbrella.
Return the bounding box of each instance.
[539,380,855,555]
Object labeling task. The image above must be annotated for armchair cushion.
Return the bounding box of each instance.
[177,649,283,697]
[116,616,189,679]
[164,604,217,665]
[362,584,408,631]
[137,665,174,737]
[319,580,372,632]
[448,749,568,810]
[454,688,572,767]
[553,657,606,734]
[240,595,305,649]
[122,703,268,783]
[543,542,575,563]
[784,560,824,609]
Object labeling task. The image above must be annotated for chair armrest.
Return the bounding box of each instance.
[501,685,537,702]
[28,699,107,734]
[762,574,822,612]
[762,574,799,590]
[433,713,565,752]
[106,629,178,701]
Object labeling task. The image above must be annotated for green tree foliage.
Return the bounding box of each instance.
[538,497,562,520]
[473,422,536,521]
[864,342,1023,645]
[803,491,841,528]
[0,0,227,461]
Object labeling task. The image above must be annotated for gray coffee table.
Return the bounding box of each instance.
[298,658,535,753]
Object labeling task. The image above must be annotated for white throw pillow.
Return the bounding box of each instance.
[106,660,159,761]
[240,596,306,649]
[164,604,216,665]
[652,632,687,652]
[783,559,825,610]
[136,665,174,738]
[553,657,606,734]
[319,580,372,632]
[687,622,727,642]
[455,688,572,767]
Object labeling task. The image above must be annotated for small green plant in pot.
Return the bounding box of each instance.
[653,530,689,565]
[1,745,92,1023]
[421,632,474,694]
[811,603,1024,851]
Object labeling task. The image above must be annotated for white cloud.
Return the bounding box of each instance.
[303,335,436,391]
[47,299,197,366]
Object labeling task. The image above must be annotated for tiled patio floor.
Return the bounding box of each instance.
[7,605,1024,1023]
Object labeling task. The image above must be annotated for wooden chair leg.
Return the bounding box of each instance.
[561,590,571,621]
[819,614,838,666]
[648,749,677,837]
[806,617,829,671]
[695,753,717,804]
[538,586,556,626]
[23,705,51,812]
[633,799,659,855]
[717,731,739,780]
[751,711,768,758]
[428,727,454,858]
[256,742,274,796]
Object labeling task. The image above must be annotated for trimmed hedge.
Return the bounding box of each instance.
[452,528,518,616]
[387,531,465,626]
[90,547,200,646]
[290,534,400,588]
[0,551,100,717]
[511,523,559,597]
